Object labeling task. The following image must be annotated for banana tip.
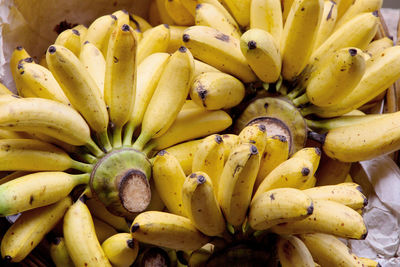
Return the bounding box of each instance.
[72,29,80,36]
[131,223,140,233]
[4,256,12,262]
[247,40,257,50]
[197,175,206,184]
[122,24,130,31]
[48,45,56,54]
[215,135,223,144]
[182,34,190,43]
[127,239,135,249]
[348,49,357,56]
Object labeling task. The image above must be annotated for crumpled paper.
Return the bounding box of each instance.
[1,1,400,265]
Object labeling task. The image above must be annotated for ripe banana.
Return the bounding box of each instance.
[50,237,74,267]
[101,233,139,267]
[298,175,317,190]
[306,113,382,132]
[365,37,393,57]
[55,28,82,57]
[271,199,367,239]
[314,0,338,50]
[182,25,257,83]
[167,25,187,53]
[63,196,111,267]
[193,59,221,77]
[93,217,118,243]
[220,0,251,28]
[280,0,323,81]
[164,139,203,175]
[0,197,72,263]
[190,72,245,110]
[165,0,194,26]
[182,171,226,236]
[218,143,260,226]
[155,0,175,25]
[221,134,239,162]
[299,233,364,266]
[130,13,152,32]
[131,211,210,250]
[290,147,321,175]
[10,46,31,86]
[277,235,315,267]
[137,24,170,64]
[248,188,314,230]
[238,123,268,157]
[335,0,383,30]
[84,14,118,56]
[152,150,187,216]
[198,0,241,34]
[133,47,194,151]
[282,0,294,23]
[250,0,282,46]
[240,28,282,83]
[303,182,367,210]
[337,0,354,19]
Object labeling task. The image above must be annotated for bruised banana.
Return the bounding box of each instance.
[277,235,315,267]
[248,188,314,231]
[250,0,282,46]
[101,233,139,267]
[137,24,170,64]
[335,0,383,30]
[50,237,74,267]
[164,139,203,175]
[55,28,82,57]
[131,211,210,251]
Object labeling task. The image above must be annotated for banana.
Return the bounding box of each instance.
[303,182,367,209]
[193,59,221,77]
[84,14,118,56]
[250,0,282,46]
[365,37,393,57]
[314,0,338,50]
[277,235,315,267]
[248,188,314,230]
[240,28,282,83]
[133,47,194,151]
[79,41,106,96]
[221,134,239,162]
[271,199,367,239]
[10,46,31,84]
[182,171,226,236]
[50,237,74,267]
[130,13,152,32]
[0,82,12,95]
[137,24,170,64]
[254,135,290,191]
[54,28,82,57]
[299,233,364,266]
[112,9,130,28]
[191,134,224,195]
[164,139,203,175]
[15,60,71,105]
[73,24,88,44]
[182,25,257,83]
[93,217,118,243]
[218,143,260,226]
[0,171,30,186]
[335,0,383,30]
[63,196,112,267]
[220,0,251,28]
[280,0,323,81]
[155,0,175,25]
[167,26,187,53]
[0,129,27,139]
[238,123,268,156]
[101,233,139,267]
[299,175,317,190]
[290,147,321,174]
[131,211,210,250]
[190,72,245,110]
[282,0,294,23]
[46,45,109,134]
[195,2,241,39]
[123,52,170,146]
[104,23,137,147]
[337,0,354,19]
[357,256,380,267]
[152,150,187,216]
[306,114,382,132]
[165,0,194,26]
[0,197,72,263]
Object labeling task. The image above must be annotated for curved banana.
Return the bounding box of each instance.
[1,197,71,263]
[314,0,338,50]
[10,47,36,97]
[271,199,367,239]
[130,13,152,32]
[164,139,203,175]
[277,235,315,267]
[182,171,226,236]
[365,37,393,57]
[221,134,239,162]
[182,25,257,83]
[131,211,210,251]
[218,143,260,226]
[133,47,194,151]
[238,123,268,156]
[137,24,170,64]
[240,28,282,83]
[84,14,118,56]
[280,0,323,81]
[335,0,383,30]
[50,237,74,267]
[282,0,294,23]
[248,188,314,230]
[299,233,365,266]
[152,150,187,216]
[220,0,251,28]
[290,147,321,172]
[337,0,354,19]
[55,28,82,57]
[102,233,139,267]
[190,72,245,110]
[167,25,187,53]
[250,0,282,46]
[155,0,175,25]
[63,196,112,267]
[165,0,194,26]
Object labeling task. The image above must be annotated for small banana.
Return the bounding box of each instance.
[0,197,72,263]
[335,0,383,30]
[218,143,260,226]
[164,139,203,175]
[220,0,251,28]
[221,134,239,162]
[73,24,88,44]
[155,0,175,25]
[49,237,74,267]
[137,24,170,64]
[55,28,82,57]
[290,147,321,172]
[102,233,139,267]
[250,0,282,46]
[10,47,36,97]
[93,217,118,243]
[63,196,112,267]
[167,25,188,53]
[238,123,268,157]
[240,28,282,83]
[365,37,393,57]
[313,0,338,50]
[182,172,226,236]
[165,0,194,26]
[277,235,315,267]
[84,14,118,56]
[248,188,314,230]
[271,199,367,239]
[131,211,210,250]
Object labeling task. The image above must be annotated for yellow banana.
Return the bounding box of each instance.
[84,14,118,56]
[218,143,260,226]
[193,59,221,77]
[303,182,368,209]
[102,233,139,267]
[299,233,365,266]
[167,25,187,53]
[73,24,88,45]
[220,0,251,28]
[155,0,175,25]
[165,0,194,26]
[63,196,111,267]
[130,13,152,32]
[335,0,383,30]
[282,0,294,23]
[314,0,338,49]
[164,139,203,175]
[248,188,314,230]
[240,28,282,83]
[250,0,283,46]
[137,24,170,64]
[10,46,31,86]
[112,10,130,28]
[131,211,210,251]
[93,217,118,243]
[280,0,323,81]
[49,237,74,267]
[182,25,257,83]
[182,171,226,236]
[299,175,317,190]
[54,28,82,57]
[190,72,245,110]
[277,235,315,267]
[152,150,187,216]
[0,171,30,186]
[195,2,241,39]
[191,134,224,195]
[221,134,239,162]
[1,197,72,263]
[238,123,268,156]
[290,147,321,174]
[271,199,367,239]
[357,256,380,267]
[337,0,354,19]
[133,47,194,151]
[365,37,393,57]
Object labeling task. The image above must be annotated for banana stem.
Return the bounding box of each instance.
[98,131,112,152]
[132,132,151,152]
[292,93,309,107]
[112,126,123,148]
[275,75,283,94]
[85,139,104,158]
[79,153,98,164]
[71,160,94,173]
[122,121,136,147]
[73,173,91,185]
[143,141,157,158]
[300,106,314,117]
[287,85,305,100]
[305,119,327,132]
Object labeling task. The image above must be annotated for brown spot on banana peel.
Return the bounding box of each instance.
[110,14,117,20]
[29,195,34,205]
[196,83,208,107]
[326,1,336,21]
[215,32,230,42]
[270,193,275,200]
[215,135,223,144]
[196,3,202,10]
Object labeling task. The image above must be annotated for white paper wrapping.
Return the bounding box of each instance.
[1,1,400,265]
